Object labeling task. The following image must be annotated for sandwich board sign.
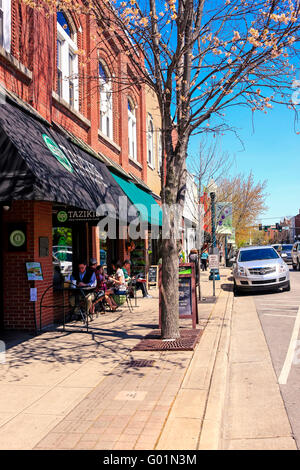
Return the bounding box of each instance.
[159,263,198,329]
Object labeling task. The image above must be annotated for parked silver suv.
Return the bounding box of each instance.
[292,241,300,270]
[233,245,290,294]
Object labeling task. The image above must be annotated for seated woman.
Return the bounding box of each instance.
[93,265,118,313]
[113,260,128,295]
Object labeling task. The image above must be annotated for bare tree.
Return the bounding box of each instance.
[217,172,268,246]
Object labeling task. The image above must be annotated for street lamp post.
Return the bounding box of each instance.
[209,180,220,281]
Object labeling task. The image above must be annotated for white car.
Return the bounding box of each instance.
[233,245,290,294]
[54,250,73,275]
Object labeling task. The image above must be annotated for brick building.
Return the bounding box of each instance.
[0,1,162,330]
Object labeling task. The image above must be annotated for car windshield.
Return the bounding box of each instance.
[239,248,279,262]
[281,245,293,252]
[56,251,72,262]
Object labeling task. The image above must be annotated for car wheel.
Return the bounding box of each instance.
[283,281,291,292]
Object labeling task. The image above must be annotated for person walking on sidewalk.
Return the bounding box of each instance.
[201,250,209,271]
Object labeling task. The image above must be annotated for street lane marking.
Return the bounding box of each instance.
[278,306,300,385]
[263,314,297,318]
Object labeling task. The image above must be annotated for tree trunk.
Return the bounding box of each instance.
[160,134,188,339]
[160,235,180,339]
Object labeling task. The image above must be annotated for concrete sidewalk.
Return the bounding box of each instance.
[0,268,295,450]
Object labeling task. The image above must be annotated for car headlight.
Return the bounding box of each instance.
[237,266,247,276]
[279,264,287,273]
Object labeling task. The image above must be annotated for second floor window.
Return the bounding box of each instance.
[158,130,162,174]
[128,98,137,161]
[147,116,154,168]
[0,0,11,52]
[56,12,79,110]
[99,62,113,139]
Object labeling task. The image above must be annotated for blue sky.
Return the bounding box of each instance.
[188,102,300,226]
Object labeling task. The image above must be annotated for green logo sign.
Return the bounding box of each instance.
[10,230,26,247]
[42,134,74,173]
[57,211,68,223]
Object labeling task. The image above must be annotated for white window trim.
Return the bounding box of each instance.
[157,129,162,175]
[56,21,79,111]
[0,0,11,53]
[99,62,113,140]
[147,115,155,169]
[128,100,137,162]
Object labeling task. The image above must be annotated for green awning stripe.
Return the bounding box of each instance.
[111,173,162,226]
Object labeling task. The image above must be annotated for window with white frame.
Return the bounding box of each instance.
[0,0,11,52]
[56,12,79,110]
[128,98,137,161]
[157,130,162,174]
[99,61,113,139]
[147,115,154,168]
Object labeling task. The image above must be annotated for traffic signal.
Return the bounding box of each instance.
[259,224,262,231]
[275,223,282,232]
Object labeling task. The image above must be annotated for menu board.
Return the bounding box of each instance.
[147,265,158,288]
[159,263,198,329]
[179,277,192,316]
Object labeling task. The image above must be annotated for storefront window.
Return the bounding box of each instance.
[130,238,146,276]
[99,231,107,267]
[53,227,73,277]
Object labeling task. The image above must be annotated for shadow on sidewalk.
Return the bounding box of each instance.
[221,283,233,292]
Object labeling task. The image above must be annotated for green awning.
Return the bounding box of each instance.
[111,173,162,226]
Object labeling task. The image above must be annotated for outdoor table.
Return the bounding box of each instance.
[63,284,96,332]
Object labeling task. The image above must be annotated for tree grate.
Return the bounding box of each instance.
[126,359,156,368]
[132,329,202,352]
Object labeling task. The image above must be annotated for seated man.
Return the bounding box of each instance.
[69,260,97,316]
[122,259,151,298]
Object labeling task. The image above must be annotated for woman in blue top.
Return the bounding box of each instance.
[201,250,209,271]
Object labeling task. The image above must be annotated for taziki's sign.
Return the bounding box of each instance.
[55,209,102,223]
[42,133,106,189]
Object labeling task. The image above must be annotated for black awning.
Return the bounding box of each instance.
[0,101,136,220]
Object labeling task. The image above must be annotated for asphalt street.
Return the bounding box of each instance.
[254,268,300,449]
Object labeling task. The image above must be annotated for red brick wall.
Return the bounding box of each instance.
[2,201,54,330]
[0,2,151,330]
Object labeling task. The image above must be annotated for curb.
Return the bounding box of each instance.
[198,288,234,450]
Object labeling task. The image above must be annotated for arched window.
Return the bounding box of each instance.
[147,115,154,168]
[0,0,11,52]
[56,11,79,110]
[99,61,113,139]
[128,98,137,161]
